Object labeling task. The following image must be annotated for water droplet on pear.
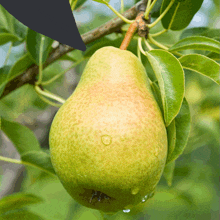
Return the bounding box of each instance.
[101,135,112,146]
[123,209,130,213]
[131,188,139,195]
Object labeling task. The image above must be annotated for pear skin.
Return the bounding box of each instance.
[49,46,167,213]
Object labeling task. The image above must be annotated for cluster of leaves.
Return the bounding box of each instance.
[0,0,219,219]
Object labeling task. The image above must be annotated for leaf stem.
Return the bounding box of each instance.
[0,155,22,165]
[35,85,66,104]
[0,155,56,177]
[106,2,134,24]
[144,38,154,51]
[147,0,152,10]
[150,29,168,37]
[37,93,63,107]
[138,37,147,55]
[148,34,168,50]
[144,0,157,20]
[148,34,183,57]
[41,58,85,86]
[147,0,175,29]
[36,36,45,85]
[4,43,13,66]
[120,0,124,13]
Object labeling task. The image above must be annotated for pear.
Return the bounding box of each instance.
[49,46,167,213]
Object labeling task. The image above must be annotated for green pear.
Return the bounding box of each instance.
[49,46,167,213]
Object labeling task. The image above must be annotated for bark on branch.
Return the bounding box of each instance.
[0,1,146,100]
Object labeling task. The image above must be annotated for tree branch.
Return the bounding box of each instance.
[0,2,143,100]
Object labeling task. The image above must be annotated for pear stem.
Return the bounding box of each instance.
[120,21,137,50]
[120,11,145,50]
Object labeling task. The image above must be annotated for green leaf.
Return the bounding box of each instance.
[201,29,220,40]
[0,100,20,120]
[161,0,203,30]
[0,118,41,155]
[166,119,176,163]
[150,81,163,115]
[0,6,9,30]
[0,192,43,214]
[167,98,191,163]
[0,53,33,98]
[206,52,220,61]
[59,49,83,62]
[0,5,27,46]
[21,151,56,175]
[0,33,19,46]
[180,27,209,39]
[179,54,220,85]
[0,65,11,96]
[59,54,78,62]
[169,36,220,54]
[145,49,185,126]
[26,28,53,65]
[12,20,28,46]
[180,28,220,42]
[8,53,34,81]
[0,193,43,214]
[0,6,14,33]
[150,0,163,18]
[163,160,175,186]
[0,210,45,220]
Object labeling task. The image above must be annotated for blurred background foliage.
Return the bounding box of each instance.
[0,0,219,219]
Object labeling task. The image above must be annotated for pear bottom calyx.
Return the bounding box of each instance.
[49,46,168,213]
